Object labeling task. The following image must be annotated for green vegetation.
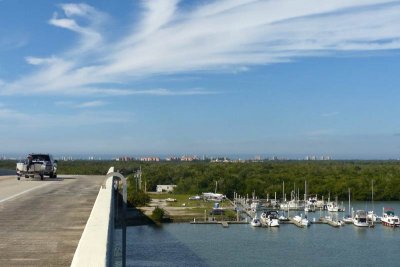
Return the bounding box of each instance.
[0,160,15,170]
[127,190,150,207]
[126,173,150,207]
[151,206,165,222]
[2,159,400,200]
[138,161,400,201]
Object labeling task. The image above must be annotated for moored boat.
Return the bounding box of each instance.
[342,215,353,224]
[353,210,369,227]
[293,214,310,227]
[260,210,280,227]
[367,211,381,223]
[251,216,261,227]
[381,208,400,227]
[327,198,345,212]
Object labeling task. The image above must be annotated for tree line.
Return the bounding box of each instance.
[1,159,400,200]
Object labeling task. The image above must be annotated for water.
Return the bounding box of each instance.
[119,202,400,267]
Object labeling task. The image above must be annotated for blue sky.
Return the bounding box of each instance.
[1,0,400,159]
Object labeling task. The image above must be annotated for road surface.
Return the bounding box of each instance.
[0,174,104,266]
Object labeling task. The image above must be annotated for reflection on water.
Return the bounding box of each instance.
[115,225,208,267]
[120,202,400,267]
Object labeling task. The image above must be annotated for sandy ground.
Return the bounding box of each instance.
[140,198,204,216]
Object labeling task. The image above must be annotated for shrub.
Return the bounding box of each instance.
[127,190,150,207]
[151,206,165,222]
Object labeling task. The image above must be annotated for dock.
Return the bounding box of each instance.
[289,218,304,228]
[190,221,249,228]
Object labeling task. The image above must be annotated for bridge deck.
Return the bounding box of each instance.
[0,175,104,266]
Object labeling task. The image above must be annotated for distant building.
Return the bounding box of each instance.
[156,185,177,193]
[116,156,134,161]
[181,155,199,161]
[165,156,180,161]
[140,157,160,162]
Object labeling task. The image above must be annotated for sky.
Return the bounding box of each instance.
[1,0,400,159]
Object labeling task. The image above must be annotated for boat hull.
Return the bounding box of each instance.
[381,220,399,227]
[353,221,369,227]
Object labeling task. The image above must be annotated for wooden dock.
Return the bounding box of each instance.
[190,221,249,228]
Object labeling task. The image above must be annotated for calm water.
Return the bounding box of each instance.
[118,201,400,267]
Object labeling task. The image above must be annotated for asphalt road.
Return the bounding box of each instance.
[0,175,105,266]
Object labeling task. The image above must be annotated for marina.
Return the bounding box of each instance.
[120,202,400,267]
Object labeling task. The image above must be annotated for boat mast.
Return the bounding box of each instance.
[348,188,351,216]
[304,180,307,203]
[371,180,374,212]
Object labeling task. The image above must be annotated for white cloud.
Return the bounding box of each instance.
[0,106,133,130]
[0,106,28,120]
[1,1,400,96]
[25,56,58,65]
[55,100,107,108]
[76,100,106,108]
[89,88,216,96]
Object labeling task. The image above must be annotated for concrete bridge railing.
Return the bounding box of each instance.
[71,167,126,267]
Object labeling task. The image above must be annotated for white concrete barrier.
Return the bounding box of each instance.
[71,167,115,267]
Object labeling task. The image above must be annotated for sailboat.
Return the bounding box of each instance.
[367,180,381,223]
[327,196,344,212]
[342,188,353,223]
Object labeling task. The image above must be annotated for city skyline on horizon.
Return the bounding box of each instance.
[1,0,400,158]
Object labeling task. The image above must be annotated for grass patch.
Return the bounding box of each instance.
[148,193,232,209]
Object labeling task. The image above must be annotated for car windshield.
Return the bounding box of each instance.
[31,154,50,161]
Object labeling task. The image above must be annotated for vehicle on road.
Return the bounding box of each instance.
[16,153,58,180]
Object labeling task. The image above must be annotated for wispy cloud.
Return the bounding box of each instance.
[77,100,106,108]
[321,111,339,117]
[1,0,400,96]
[0,35,28,51]
[55,100,107,109]
[0,105,134,130]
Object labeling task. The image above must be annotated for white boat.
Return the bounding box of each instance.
[327,201,344,212]
[250,216,261,227]
[324,216,344,227]
[342,215,354,224]
[260,211,280,227]
[280,200,304,210]
[381,208,400,227]
[293,214,310,227]
[279,215,289,221]
[367,211,381,223]
[353,210,369,227]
